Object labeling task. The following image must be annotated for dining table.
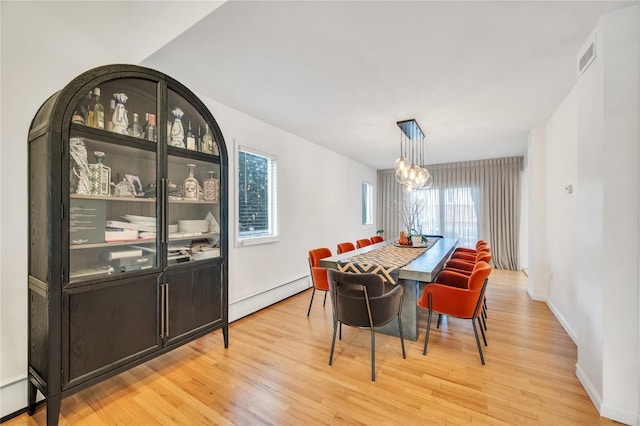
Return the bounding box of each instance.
[319,237,458,341]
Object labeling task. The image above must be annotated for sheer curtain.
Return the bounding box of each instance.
[377,156,522,270]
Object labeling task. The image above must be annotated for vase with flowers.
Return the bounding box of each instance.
[392,198,425,246]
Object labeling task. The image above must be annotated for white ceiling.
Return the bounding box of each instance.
[142,0,635,170]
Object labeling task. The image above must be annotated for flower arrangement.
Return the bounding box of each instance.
[392,198,425,244]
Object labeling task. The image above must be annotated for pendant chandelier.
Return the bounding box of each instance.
[393,119,432,192]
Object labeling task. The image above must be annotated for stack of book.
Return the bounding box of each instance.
[105,220,156,242]
[108,248,154,272]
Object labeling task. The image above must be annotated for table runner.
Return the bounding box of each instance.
[337,237,439,284]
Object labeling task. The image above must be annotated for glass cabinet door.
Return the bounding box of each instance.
[165,89,221,264]
[68,78,158,280]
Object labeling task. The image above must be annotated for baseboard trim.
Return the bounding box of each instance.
[546,299,578,344]
[229,276,310,322]
[576,363,604,416]
[600,402,639,426]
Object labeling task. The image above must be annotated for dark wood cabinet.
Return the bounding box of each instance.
[27,64,228,425]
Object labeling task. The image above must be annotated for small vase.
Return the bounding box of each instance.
[411,235,423,247]
[111,93,129,135]
[170,108,185,148]
[183,163,199,200]
[398,231,409,246]
[203,171,219,202]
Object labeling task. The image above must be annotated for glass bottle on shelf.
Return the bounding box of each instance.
[130,113,143,138]
[87,90,96,128]
[197,125,202,152]
[203,171,219,202]
[106,99,115,131]
[202,123,213,154]
[170,108,185,148]
[146,114,157,142]
[92,88,105,129]
[112,93,129,135]
[183,163,199,200]
[89,151,111,196]
[186,121,196,150]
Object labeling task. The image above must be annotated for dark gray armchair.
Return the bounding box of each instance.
[327,269,406,381]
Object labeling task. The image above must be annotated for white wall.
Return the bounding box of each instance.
[531,5,639,424]
[0,2,375,417]
[544,88,578,343]
[526,125,548,300]
[201,95,376,319]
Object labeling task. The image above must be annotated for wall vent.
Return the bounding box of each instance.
[578,36,596,77]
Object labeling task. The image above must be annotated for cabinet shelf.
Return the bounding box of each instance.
[70,238,156,250]
[71,194,156,203]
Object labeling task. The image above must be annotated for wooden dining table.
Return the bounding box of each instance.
[319,237,458,341]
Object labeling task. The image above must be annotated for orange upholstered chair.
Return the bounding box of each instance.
[417,261,492,364]
[370,235,384,244]
[307,248,332,316]
[452,240,488,258]
[446,249,492,274]
[356,238,372,249]
[337,242,356,254]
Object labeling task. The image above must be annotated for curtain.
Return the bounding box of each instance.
[377,156,523,270]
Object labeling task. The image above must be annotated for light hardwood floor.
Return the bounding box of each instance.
[6,269,619,425]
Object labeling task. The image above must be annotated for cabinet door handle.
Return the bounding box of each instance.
[161,178,167,243]
[165,283,170,338]
[160,283,165,339]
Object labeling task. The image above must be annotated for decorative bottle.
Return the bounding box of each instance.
[203,171,219,202]
[170,108,185,148]
[202,123,214,154]
[183,163,199,200]
[111,93,129,135]
[92,88,105,129]
[130,113,143,138]
[146,113,157,142]
[89,151,111,196]
[186,121,196,150]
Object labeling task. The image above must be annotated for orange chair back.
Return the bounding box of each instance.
[468,261,492,292]
[475,250,492,264]
[356,238,372,249]
[370,235,383,244]
[308,247,332,291]
[337,242,356,254]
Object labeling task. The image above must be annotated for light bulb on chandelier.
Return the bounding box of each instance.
[393,119,431,191]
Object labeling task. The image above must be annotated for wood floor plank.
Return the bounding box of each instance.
[6,269,619,425]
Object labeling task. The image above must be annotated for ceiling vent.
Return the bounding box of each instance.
[578,36,596,77]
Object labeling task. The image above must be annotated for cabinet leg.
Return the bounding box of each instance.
[47,394,61,426]
[223,324,229,348]
[27,380,37,415]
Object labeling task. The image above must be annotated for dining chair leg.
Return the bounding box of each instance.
[480,311,487,331]
[477,317,488,346]
[397,298,406,359]
[339,322,342,340]
[423,294,433,356]
[322,291,327,307]
[329,319,338,365]
[370,328,376,381]
[436,313,443,329]
[472,319,486,365]
[306,287,316,317]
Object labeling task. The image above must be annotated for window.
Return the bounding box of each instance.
[412,186,478,248]
[237,146,278,245]
[362,182,373,225]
